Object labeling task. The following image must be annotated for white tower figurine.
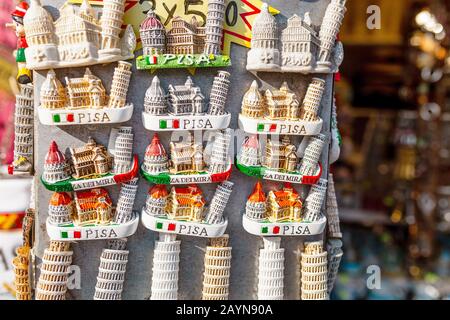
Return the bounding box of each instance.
[298,134,328,176]
[151,233,181,300]
[202,235,232,300]
[326,174,342,238]
[108,61,132,108]
[258,237,284,300]
[303,179,328,222]
[317,0,347,69]
[113,127,134,174]
[139,9,166,55]
[300,78,326,121]
[204,0,226,55]
[208,71,230,116]
[300,241,329,300]
[12,84,34,173]
[114,178,139,224]
[247,3,280,71]
[144,76,168,115]
[204,181,234,224]
[144,185,168,216]
[239,135,260,167]
[36,241,73,300]
[100,0,126,55]
[209,129,231,174]
[327,239,343,295]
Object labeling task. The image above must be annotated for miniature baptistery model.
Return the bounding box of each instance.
[37,62,134,125]
[136,1,231,70]
[236,134,327,184]
[23,0,136,70]
[246,1,346,73]
[41,127,138,192]
[142,71,231,131]
[45,178,140,241]
[141,131,232,185]
[242,180,328,237]
[141,181,233,238]
[238,78,325,136]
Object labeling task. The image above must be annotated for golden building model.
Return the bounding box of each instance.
[69,137,112,179]
[265,82,300,120]
[166,16,206,55]
[169,141,204,174]
[263,136,298,172]
[266,183,303,222]
[73,188,113,226]
[166,185,206,222]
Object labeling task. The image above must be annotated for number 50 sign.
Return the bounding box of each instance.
[69,0,279,55]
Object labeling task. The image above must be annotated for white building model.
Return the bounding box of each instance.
[144,76,168,115]
[23,0,135,70]
[258,237,284,300]
[36,241,73,300]
[151,233,181,300]
[239,135,260,167]
[303,178,328,222]
[300,241,329,300]
[202,235,232,300]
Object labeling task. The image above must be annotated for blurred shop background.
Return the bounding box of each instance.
[1,0,450,300]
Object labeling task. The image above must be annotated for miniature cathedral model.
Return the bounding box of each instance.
[247,1,346,73]
[23,0,135,70]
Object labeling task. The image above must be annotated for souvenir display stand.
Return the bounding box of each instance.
[32,0,340,299]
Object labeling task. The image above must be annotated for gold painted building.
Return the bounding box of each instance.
[263,137,298,172]
[69,138,112,179]
[166,16,206,54]
[166,185,206,222]
[266,184,302,222]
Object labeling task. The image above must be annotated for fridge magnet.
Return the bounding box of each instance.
[326,238,343,295]
[41,127,138,192]
[141,131,232,185]
[46,179,139,241]
[202,235,232,300]
[136,1,231,70]
[142,72,231,131]
[141,181,234,238]
[8,84,34,175]
[23,0,136,70]
[35,241,73,300]
[242,180,327,237]
[6,1,32,84]
[300,241,329,300]
[257,237,284,300]
[37,62,133,126]
[326,173,342,239]
[246,1,346,73]
[236,134,327,184]
[238,79,325,136]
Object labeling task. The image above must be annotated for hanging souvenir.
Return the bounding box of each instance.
[257,237,284,300]
[300,241,329,300]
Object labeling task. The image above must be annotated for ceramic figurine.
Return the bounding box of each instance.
[142,72,231,131]
[298,134,328,176]
[114,178,139,224]
[238,79,324,136]
[300,241,328,300]
[73,188,114,226]
[326,174,342,239]
[23,0,135,70]
[8,84,34,175]
[41,128,138,192]
[166,185,206,222]
[204,181,234,224]
[35,241,73,300]
[136,1,230,70]
[141,132,232,185]
[239,135,261,167]
[257,237,284,300]
[48,192,73,225]
[326,239,343,295]
[13,246,32,300]
[264,136,298,172]
[150,233,180,300]
[202,235,232,300]
[246,2,346,73]
[303,179,328,222]
[6,1,32,84]
[38,62,133,125]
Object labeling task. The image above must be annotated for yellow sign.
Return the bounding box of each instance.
[68,0,279,55]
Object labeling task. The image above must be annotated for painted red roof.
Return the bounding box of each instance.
[140,9,164,30]
[45,141,66,165]
[248,180,266,203]
[149,184,168,198]
[49,192,72,206]
[145,133,167,157]
[244,135,259,149]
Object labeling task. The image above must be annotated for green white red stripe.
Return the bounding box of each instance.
[257,123,277,133]
[53,113,75,124]
[159,119,180,129]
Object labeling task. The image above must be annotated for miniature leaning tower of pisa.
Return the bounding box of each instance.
[209,129,232,174]
[113,178,139,224]
[327,239,343,295]
[10,83,34,173]
[94,239,129,300]
[202,235,232,300]
[36,241,73,300]
[303,179,328,222]
[327,174,342,238]
[300,78,326,121]
[208,71,230,116]
[113,127,134,174]
[13,246,32,300]
[151,233,181,300]
[298,134,328,176]
[108,61,132,108]
[258,237,284,300]
[204,181,234,224]
[300,241,329,300]
[100,0,126,54]
[204,0,226,55]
